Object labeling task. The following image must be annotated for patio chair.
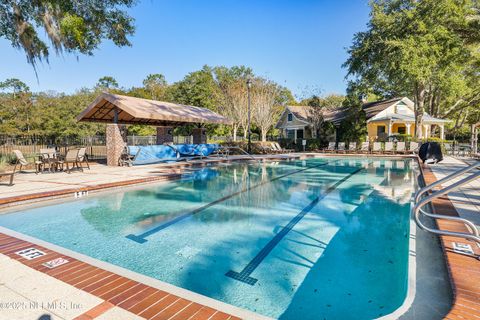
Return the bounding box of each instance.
[77,147,90,170]
[336,142,346,153]
[396,142,407,154]
[359,142,370,154]
[323,142,336,153]
[444,143,453,155]
[259,143,279,154]
[262,143,280,154]
[384,142,394,154]
[408,142,420,154]
[39,148,59,173]
[119,146,136,166]
[372,142,382,154]
[273,142,294,153]
[0,162,17,186]
[348,142,357,153]
[12,150,42,174]
[57,149,81,173]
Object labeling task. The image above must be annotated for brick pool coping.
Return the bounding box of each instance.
[420,164,480,320]
[0,233,245,320]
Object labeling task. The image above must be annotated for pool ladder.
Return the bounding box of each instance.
[413,162,480,258]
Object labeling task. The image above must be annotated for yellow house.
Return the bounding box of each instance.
[364,97,449,141]
[276,97,450,142]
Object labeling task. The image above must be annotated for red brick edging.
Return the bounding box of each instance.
[0,233,241,320]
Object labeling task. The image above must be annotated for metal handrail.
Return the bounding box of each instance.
[415,162,480,203]
[413,166,480,246]
[218,146,261,163]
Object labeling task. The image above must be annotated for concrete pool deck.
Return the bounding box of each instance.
[0,154,478,319]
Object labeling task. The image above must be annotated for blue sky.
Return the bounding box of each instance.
[0,0,370,98]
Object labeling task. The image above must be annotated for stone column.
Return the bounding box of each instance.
[106,124,126,166]
[156,126,174,145]
[192,128,207,144]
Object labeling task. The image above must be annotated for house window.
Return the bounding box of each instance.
[377,126,386,135]
[286,129,295,139]
[397,126,406,134]
[287,113,293,122]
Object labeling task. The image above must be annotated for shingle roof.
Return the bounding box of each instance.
[362,97,403,119]
[286,105,313,122]
[281,105,351,127]
[77,93,232,126]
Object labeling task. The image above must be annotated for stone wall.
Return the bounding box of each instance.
[106,124,126,166]
[156,126,174,145]
[192,128,207,144]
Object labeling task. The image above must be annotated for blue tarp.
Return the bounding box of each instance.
[128,144,220,165]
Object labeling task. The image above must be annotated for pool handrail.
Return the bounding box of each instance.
[413,162,480,250]
[217,146,261,163]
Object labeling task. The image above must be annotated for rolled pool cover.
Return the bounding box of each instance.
[419,142,443,164]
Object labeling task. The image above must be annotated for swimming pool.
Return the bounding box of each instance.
[0,157,417,319]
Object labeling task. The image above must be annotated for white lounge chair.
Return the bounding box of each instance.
[384,142,394,154]
[323,142,336,153]
[372,142,382,154]
[337,142,346,153]
[396,142,406,154]
[348,142,357,153]
[273,142,294,153]
[359,142,370,154]
[409,142,419,154]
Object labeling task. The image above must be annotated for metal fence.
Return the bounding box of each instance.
[0,135,107,161]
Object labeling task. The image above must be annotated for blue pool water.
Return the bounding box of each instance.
[0,157,417,319]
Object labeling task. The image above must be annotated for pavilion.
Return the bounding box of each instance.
[77,92,231,166]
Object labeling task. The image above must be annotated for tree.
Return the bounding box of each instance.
[0,0,135,69]
[142,73,167,100]
[214,66,254,141]
[302,94,344,139]
[344,0,479,139]
[338,83,368,143]
[251,78,282,141]
[167,66,221,111]
[96,76,119,90]
[0,78,32,133]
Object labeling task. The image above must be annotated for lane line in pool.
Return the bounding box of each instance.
[125,160,337,243]
[225,164,367,285]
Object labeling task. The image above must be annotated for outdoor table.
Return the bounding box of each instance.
[38,151,62,173]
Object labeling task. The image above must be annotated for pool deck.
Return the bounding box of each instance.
[0,153,479,319]
[421,157,480,320]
